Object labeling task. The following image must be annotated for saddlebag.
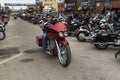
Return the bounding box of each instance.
[36,35,42,47]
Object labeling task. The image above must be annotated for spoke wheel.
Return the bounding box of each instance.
[58,44,71,67]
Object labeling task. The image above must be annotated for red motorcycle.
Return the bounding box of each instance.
[36,22,71,67]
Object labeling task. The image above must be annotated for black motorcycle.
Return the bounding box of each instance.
[76,17,100,42]
[92,22,120,50]
[67,18,80,36]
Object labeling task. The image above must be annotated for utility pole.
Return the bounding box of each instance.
[94,0,96,14]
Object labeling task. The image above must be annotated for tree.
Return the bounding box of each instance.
[4,6,9,10]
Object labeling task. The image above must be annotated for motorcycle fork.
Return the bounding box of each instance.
[54,40,61,56]
[47,39,55,52]
[54,39,68,55]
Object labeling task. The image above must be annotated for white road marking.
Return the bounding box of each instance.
[7,32,14,36]
[7,29,16,32]
[8,22,15,26]
[7,36,18,40]
[0,53,23,65]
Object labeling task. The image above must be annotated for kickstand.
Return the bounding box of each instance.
[115,48,120,58]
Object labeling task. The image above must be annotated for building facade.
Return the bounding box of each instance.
[95,0,120,13]
[42,0,58,12]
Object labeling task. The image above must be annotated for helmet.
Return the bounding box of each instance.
[46,14,51,18]
[51,18,58,24]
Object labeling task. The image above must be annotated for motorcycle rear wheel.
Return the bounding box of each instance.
[0,32,6,40]
[58,45,71,67]
[94,44,108,50]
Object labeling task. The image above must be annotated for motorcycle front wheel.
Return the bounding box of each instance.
[0,31,6,40]
[58,45,71,67]
[94,44,108,50]
[76,32,87,42]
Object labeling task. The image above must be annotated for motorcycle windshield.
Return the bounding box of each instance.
[48,22,67,32]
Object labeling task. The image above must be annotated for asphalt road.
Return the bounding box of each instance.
[0,16,120,80]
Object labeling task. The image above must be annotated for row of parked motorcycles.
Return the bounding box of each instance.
[66,13,120,58]
[18,13,41,24]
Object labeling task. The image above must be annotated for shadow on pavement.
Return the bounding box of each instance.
[0,47,20,59]
[24,48,43,54]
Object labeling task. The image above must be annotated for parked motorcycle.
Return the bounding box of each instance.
[0,22,6,40]
[14,14,17,19]
[67,18,80,36]
[36,22,71,67]
[2,17,8,26]
[76,17,100,42]
[92,21,120,50]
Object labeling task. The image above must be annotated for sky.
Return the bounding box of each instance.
[0,0,36,10]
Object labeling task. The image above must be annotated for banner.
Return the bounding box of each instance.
[4,3,35,6]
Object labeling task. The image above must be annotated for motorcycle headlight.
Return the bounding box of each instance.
[59,32,64,37]
[64,32,68,37]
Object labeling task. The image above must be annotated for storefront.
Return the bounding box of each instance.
[64,0,76,13]
[43,1,58,12]
[95,0,120,13]
[58,0,65,13]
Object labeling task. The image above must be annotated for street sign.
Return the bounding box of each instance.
[36,0,40,3]
[105,0,110,3]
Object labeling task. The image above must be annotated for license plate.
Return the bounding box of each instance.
[101,33,108,36]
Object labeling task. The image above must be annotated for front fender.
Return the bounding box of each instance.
[60,39,69,45]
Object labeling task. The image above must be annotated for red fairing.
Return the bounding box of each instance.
[47,22,68,38]
[50,22,67,32]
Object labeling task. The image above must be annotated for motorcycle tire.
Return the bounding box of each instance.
[58,45,71,67]
[0,31,6,40]
[94,44,108,50]
[76,32,87,42]
[1,27,6,31]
